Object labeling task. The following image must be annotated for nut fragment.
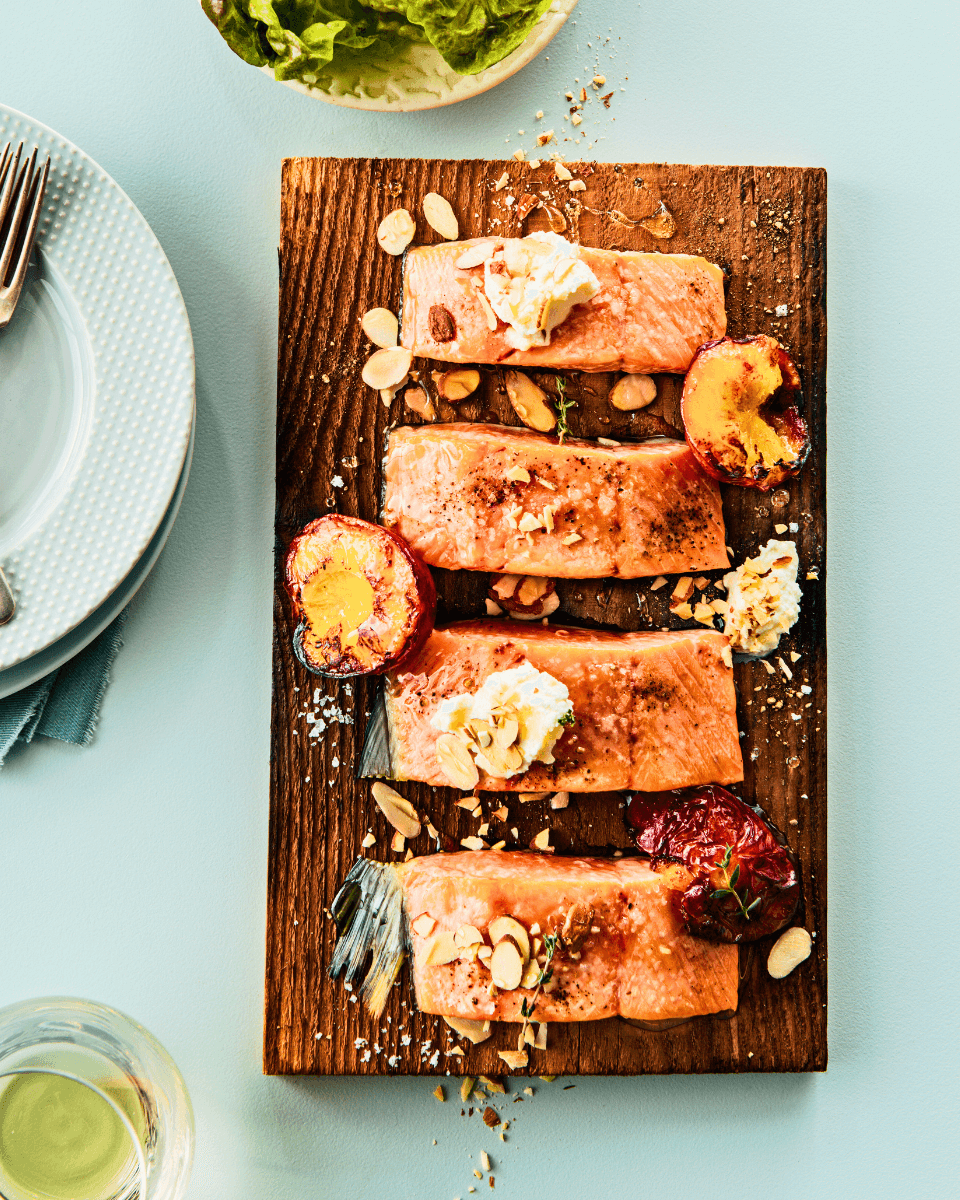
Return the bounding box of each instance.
[534,1024,547,1050]
[671,576,695,603]
[454,924,484,948]
[610,373,657,410]
[436,733,480,790]
[505,465,531,483]
[532,828,551,850]
[404,385,436,420]
[460,1076,476,1101]
[519,791,549,803]
[422,192,459,240]
[424,930,459,965]
[561,902,594,950]
[490,938,524,989]
[361,307,399,348]
[362,346,413,390]
[438,368,480,401]
[767,926,813,979]
[489,916,531,961]
[494,171,510,191]
[377,208,416,255]
[476,288,498,331]
[497,1049,529,1070]
[456,240,497,269]
[411,912,437,937]
[554,162,573,181]
[549,791,570,810]
[504,371,555,432]
[429,304,457,343]
[371,781,422,840]
[443,1016,492,1044]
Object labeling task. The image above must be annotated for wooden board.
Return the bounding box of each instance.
[266,158,827,1076]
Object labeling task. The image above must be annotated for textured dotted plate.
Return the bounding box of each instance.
[0,104,194,671]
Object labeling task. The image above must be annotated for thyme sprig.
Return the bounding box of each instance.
[518,932,559,1044]
[554,377,576,444]
[711,845,762,920]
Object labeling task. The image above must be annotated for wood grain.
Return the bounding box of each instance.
[266,159,827,1076]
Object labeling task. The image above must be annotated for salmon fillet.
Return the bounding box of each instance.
[400,852,739,1022]
[382,423,729,579]
[378,620,743,792]
[401,240,727,372]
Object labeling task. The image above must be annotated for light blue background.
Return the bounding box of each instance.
[2,0,958,1195]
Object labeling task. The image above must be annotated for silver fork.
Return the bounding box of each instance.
[0,140,51,625]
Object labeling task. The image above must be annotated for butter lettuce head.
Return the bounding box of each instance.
[201,0,552,79]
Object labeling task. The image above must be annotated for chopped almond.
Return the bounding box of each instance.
[361,832,376,848]
[424,931,459,965]
[461,1075,476,1101]
[498,1050,529,1070]
[671,576,694,603]
[561,532,582,545]
[505,465,531,483]
[650,576,668,590]
[461,836,487,851]
[532,828,551,850]
[549,791,570,810]
[534,1024,547,1050]
[412,913,438,937]
[391,831,405,853]
[671,602,693,620]
[519,791,549,803]
[555,163,573,181]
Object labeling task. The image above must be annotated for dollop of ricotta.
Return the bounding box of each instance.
[431,662,573,778]
[483,233,600,351]
[723,539,801,655]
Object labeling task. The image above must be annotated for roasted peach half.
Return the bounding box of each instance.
[681,335,810,490]
[285,515,436,677]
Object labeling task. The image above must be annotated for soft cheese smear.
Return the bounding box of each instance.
[723,539,801,655]
[431,662,573,778]
[483,233,600,350]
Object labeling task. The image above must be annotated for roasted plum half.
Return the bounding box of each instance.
[626,784,800,943]
[681,334,810,491]
[285,515,435,678]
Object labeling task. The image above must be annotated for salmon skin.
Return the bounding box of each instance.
[331,852,739,1022]
[359,620,743,793]
[382,423,730,579]
[401,239,727,373]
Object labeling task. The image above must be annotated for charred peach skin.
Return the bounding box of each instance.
[285,515,435,677]
[681,335,810,491]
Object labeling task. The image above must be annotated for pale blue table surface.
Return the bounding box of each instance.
[3,0,958,1195]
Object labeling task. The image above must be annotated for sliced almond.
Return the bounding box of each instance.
[433,368,480,402]
[549,791,570,810]
[411,913,438,938]
[371,781,422,840]
[532,828,551,850]
[422,192,459,240]
[518,512,543,533]
[767,926,813,979]
[488,916,531,961]
[534,1023,548,1051]
[443,1016,492,1044]
[610,373,657,410]
[460,835,487,851]
[478,945,493,963]
[504,371,556,433]
[490,938,524,989]
[362,346,413,390]
[485,599,503,616]
[361,307,399,348]
[454,924,484,948]
[436,733,480,790]
[404,385,435,421]
[492,572,522,600]
[497,1049,529,1070]
[569,179,587,193]
[523,1023,535,1046]
[377,208,416,255]
[520,961,540,989]
[519,791,549,803]
[456,240,497,269]
[361,831,377,848]
[494,717,520,749]
[482,742,523,778]
[424,930,459,965]
[476,288,498,331]
[494,171,510,191]
[561,532,583,546]
[505,465,531,484]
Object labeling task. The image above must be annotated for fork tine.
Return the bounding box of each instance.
[0,154,49,316]
[0,141,23,230]
[0,146,39,285]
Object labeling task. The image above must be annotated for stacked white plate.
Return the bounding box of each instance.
[0,105,195,700]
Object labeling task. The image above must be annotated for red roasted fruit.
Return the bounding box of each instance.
[626,784,800,942]
[285,515,436,678]
[681,334,810,491]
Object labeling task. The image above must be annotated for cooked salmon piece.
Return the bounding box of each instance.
[332,853,739,1022]
[382,423,730,579]
[367,620,743,793]
[401,239,727,372]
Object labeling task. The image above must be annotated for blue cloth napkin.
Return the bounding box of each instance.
[0,610,127,767]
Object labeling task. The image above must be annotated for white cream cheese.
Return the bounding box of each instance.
[431,662,573,778]
[483,233,600,351]
[723,539,802,655]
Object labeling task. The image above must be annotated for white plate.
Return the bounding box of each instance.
[0,414,193,701]
[221,0,578,112]
[0,104,194,671]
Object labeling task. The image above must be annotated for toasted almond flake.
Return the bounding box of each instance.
[461,1076,476,1101]
[362,346,413,390]
[361,831,377,848]
[519,791,549,803]
[491,840,507,850]
[380,386,399,407]
[650,576,668,590]
[476,288,499,331]
[434,1084,445,1101]
[778,656,793,680]
[568,179,586,192]
[790,651,802,662]
[478,945,493,962]
[427,822,439,839]
[518,512,542,533]
[504,371,555,432]
[672,576,694,603]
[456,796,477,810]
[596,436,620,446]
[693,602,716,626]
[670,602,693,619]
[361,307,399,347]
[472,803,483,817]
[477,822,490,836]
[532,828,551,850]
[489,917,531,960]
[404,385,435,420]
[534,1023,547,1050]
[549,791,570,810]
[498,1050,529,1070]
[437,733,480,790]
[506,465,531,483]
[774,523,788,534]
[455,924,485,948]
[693,576,710,590]
[494,171,510,191]
[513,148,526,162]
[482,1106,500,1127]
[711,598,728,614]
[486,599,503,616]
[528,158,542,169]
[423,192,459,240]
[461,836,487,851]
[372,781,422,839]
[377,207,416,255]
[767,926,813,978]
[762,658,776,674]
[425,931,460,965]
[490,938,524,989]
[456,240,498,270]
[448,1046,464,1057]
[438,369,481,402]
[561,532,582,546]
[554,162,573,181]
[492,805,509,821]
[494,716,520,748]
[522,1024,535,1047]
[412,913,438,937]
